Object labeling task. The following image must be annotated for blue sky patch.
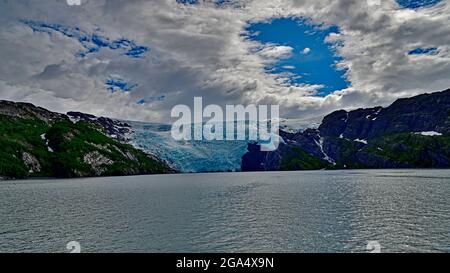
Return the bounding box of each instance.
[136,95,167,105]
[176,0,198,4]
[136,99,146,105]
[176,0,240,7]
[246,18,349,96]
[22,20,149,59]
[149,95,167,102]
[408,47,439,55]
[106,77,138,93]
[137,95,166,105]
[396,0,441,9]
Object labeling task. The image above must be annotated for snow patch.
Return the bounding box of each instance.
[366,108,382,121]
[40,133,54,152]
[279,117,321,133]
[314,136,336,165]
[354,139,368,145]
[415,131,443,136]
[69,116,80,124]
[342,112,349,123]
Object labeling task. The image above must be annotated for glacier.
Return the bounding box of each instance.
[129,121,249,173]
[128,118,320,173]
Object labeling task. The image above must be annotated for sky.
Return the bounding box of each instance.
[0,0,449,123]
[247,18,349,96]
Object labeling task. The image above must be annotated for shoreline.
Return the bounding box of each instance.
[3,168,450,181]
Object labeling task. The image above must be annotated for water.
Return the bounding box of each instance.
[0,169,449,253]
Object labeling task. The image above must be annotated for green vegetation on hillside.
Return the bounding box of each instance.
[366,133,450,167]
[278,133,450,171]
[0,115,50,178]
[281,146,329,171]
[0,115,172,179]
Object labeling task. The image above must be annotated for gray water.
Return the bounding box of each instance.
[0,170,449,253]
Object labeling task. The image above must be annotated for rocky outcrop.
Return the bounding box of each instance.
[241,129,330,171]
[319,89,450,140]
[0,100,66,124]
[83,151,113,176]
[242,89,450,171]
[67,112,132,142]
[241,142,282,172]
[21,152,41,173]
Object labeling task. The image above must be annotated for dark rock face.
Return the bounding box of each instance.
[241,129,331,172]
[319,89,450,140]
[0,100,66,124]
[283,129,326,159]
[318,110,350,138]
[242,89,450,171]
[241,142,282,172]
[241,129,323,172]
[67,112,132,142]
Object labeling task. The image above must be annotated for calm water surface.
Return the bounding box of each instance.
[0,170,449,253]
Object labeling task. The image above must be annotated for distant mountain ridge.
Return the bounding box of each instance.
[0,101,173,179]
[242,89,450,171]
[2,89,449,179]
[319,89,450,139]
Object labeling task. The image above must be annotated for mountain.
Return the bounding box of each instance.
[2,89,449,178]
[0,101,173,179]
[242,89,450,171]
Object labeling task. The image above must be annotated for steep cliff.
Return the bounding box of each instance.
[242,89,450,171]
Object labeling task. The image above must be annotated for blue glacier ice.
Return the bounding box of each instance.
[128,118,320,173]
[129,121,249,172]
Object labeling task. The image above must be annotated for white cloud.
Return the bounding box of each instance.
[258,44,294,60]
[301,47,311,54]
[0,0,449,123]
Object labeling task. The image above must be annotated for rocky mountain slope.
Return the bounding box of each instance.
[0,101,173,179]
[2,89,449,178]
[242,89,450,171]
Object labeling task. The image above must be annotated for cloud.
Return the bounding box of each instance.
[301,47,311,54]
[258,44,294,60]
[0,0,449,123]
